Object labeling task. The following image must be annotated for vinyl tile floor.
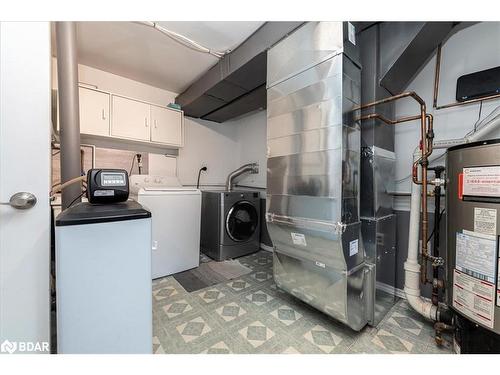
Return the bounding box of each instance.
[152,250,454,354]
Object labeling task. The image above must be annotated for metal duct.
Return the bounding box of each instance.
[266,22,369,331]
[56,22,82,209]
[175,22,303,122]
[358,24,397,326]
[379,22,455,94]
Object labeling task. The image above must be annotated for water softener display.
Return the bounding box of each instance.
[86,169,129,204]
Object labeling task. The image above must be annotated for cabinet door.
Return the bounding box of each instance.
[150,105,183,146]
[111,95,150,141]
[79,87,110,136]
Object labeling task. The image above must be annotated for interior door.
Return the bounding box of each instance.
[79,87,110,136]
[151,105,182,146]
[111,95,150,141]
[0,22,51,352]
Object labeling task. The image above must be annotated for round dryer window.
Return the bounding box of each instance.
[226,200,258,242]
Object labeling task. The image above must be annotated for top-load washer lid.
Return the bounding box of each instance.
[141,187,200,194]
[56,201,151,226]
[129,174,182,194]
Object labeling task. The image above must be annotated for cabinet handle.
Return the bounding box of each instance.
[145,117,148,127]
[102,109,106,120]
[154,119,157,129]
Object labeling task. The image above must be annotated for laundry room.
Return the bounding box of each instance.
[1,1,500,373]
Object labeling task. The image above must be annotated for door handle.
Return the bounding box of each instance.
[0,192,37,210]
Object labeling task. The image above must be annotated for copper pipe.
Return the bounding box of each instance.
[355,91,426,111]
[426,114,434,157]
[357,113,421,125]
[433,43,500,110]
[433,44,442,109]
[419,110,430,285]
[420,114,436,284]
[436,93,500,110]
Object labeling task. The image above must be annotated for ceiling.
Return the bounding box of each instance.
[53,21,264,94]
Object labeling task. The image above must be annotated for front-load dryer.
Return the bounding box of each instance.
[130,175,201,278]
[200,190,260,261]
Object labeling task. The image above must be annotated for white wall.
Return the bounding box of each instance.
[233,110,267,188]
[177,117,240,186]
[52,57,177,106]
[177,110,267,188]
[0,22,51,350]
[395,22,500,198]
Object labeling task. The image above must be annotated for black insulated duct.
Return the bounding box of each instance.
[379,22,455,94]
[175,22,303,123]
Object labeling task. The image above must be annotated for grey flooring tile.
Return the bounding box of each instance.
[349,327,429,354]
[152,250,451,355]
[192,283,237,308]
[225,278,254,295]
[223,317,291,354]
[158,310,226,354]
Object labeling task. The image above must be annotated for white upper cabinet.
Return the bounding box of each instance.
[79,87,110,136]
[70,88,184,147]
[151,105,183,146]
[111,95,151,141]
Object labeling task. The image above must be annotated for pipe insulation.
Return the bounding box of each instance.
[56,22,82,209]
[134,21,226,58]
[404,113,500,321]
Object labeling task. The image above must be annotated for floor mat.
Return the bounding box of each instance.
[173,258,253,292]
[206,259,252,279]
[173,263,227,292]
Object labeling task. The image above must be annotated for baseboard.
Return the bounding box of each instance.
[260,243,273,252]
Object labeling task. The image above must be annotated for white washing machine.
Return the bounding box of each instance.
[130,175,201,278]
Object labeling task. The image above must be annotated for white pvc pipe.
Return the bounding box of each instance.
[404,149,438,320]
[404,114,500,321]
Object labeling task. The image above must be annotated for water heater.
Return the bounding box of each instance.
[446,139,500,353]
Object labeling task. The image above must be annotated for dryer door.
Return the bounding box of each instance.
[225,200,258,242]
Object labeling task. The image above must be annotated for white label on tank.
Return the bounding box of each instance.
[456,230,497,283]
[315,261,326,268]
[453,269,495,329]
[349,239,359,256]
[474,207,497,236]
[463,166,500,197]
[348,22,356,45]
[291,232,307,246]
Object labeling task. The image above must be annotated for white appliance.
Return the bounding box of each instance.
[55,201,152,353]
[130,175,202,278]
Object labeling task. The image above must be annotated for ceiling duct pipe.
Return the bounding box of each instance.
[226,163,259,191]
[56,22,82,209]
[175,22,303,122]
